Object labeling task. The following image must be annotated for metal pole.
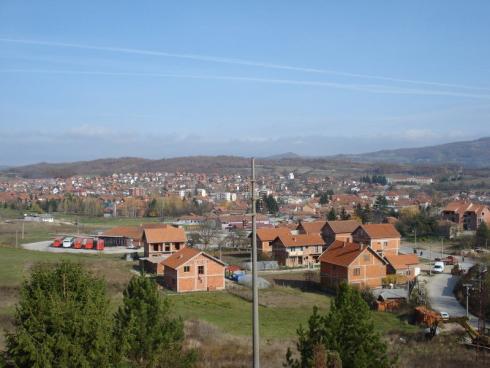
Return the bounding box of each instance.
[429,243,432,276]
[463,284,472,319]
[251,158,260,368]
[441,237,444,258]
[21,221,25,240]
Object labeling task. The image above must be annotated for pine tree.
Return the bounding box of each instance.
[475,222,490,247]
[286,284,393,368]
[327,208,337,221]
[113,275,196,368]
[4,262,114,368]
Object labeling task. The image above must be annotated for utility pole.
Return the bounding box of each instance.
[463,283,472,318]
[250,158,260,368]
[428,242,432,276]
[414,228,417,248]
[441,237,444,258]
[21,221,25,240]
[15,229,18,248]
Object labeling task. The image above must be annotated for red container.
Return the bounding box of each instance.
[52,238,62,247]
[96,239,104,251]
[83,238,94,249]
[74,238,82,249]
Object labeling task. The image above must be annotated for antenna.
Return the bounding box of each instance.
[251,158,260,368]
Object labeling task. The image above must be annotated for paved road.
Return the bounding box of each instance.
[423,271,479,327]
[21,240,140,255]
[400,244,475,271]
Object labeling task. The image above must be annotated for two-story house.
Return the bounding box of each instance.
[271,233,326,267]
[162,247,225,292]
[254,227,291,253]
[141,225,187,274]
[321,220,361,246]
[351,224,400,257]
[320,240,387,289]
[441,201,490,231]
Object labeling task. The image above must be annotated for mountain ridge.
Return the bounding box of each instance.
[2,137,489,178]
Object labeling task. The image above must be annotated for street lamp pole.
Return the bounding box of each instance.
[251,158,260,368]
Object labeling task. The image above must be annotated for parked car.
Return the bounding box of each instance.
[440,311,450,321]
[432,262,445,273]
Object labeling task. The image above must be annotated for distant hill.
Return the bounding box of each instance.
[2,137,489,178]
[262,152,302,160]
[337,137,490,168]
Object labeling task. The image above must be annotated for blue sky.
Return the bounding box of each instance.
[1,1,490,165]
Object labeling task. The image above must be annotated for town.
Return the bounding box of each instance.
[0,161,489,366]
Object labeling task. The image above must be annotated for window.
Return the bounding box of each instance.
[175,243,180,250]
[353,267,361,276]
[165,245,170,252]
[363,254,370,262]
[198,266,204,275]
[383,241,388,247]
[184,266,190,272]
[153,244,158,252]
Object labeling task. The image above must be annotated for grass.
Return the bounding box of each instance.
[169,288,330,339]
[169,286,420,339]
[55,213,175,227]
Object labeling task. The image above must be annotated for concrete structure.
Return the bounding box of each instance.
[320,240,387,289]
[352,223,401,257]
[162,247,226,292]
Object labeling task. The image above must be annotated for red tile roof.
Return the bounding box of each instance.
[384,254,419,270]
[275,233,325,247]
[144,226,187,244]
[325,220,360,234]
[357,224,400,239]
[298,221,327,234]
[101,226,143,240]
[319,240,383,267]
[256,227,291,242]
[162,247,225,269]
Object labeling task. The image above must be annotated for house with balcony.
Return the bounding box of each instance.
[271,233,326,267]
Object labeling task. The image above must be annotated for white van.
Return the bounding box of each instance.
[432,261,445,273]
[62,237,74,248]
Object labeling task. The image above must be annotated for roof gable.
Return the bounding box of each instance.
[320,240,386,267]
[325,220,360,234]
[144,226,187,244]
[162,247,225,269]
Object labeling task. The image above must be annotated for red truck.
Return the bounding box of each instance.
[442,255,458,265]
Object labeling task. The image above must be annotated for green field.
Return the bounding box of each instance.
[168,287,419,339]
[0,246,420,351]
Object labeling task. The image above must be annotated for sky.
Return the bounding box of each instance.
[1,1,490,165]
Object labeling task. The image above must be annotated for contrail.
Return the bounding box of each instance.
[1,37,489,92]
[2,68,490,99]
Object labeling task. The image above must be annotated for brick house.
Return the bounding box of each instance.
[384,254,420,281]
[162,247,225,292]
[143,225,187,258]
[352,224,401,257]
[254,227,291,253]
[320,240,387,289]
[141,225,187,274]
[321,220,361,246]
[441,201,490,231]
[271,233,326,267]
